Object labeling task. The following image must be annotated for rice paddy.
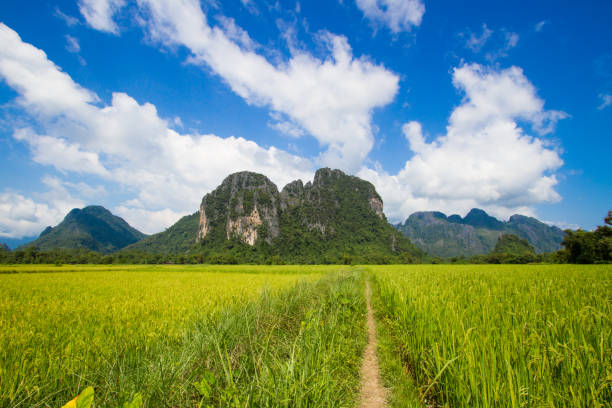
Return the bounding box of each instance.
[1,264,610,407]
[369,264,612,407]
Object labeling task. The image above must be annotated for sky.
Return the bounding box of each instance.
[0,0,610,243]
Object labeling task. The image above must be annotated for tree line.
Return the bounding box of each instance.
[1,211,610,265]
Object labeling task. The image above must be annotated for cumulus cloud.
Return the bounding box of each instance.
[358,63,567,222]
[113,205,188,234]
[84,0,397,172]
[354,0,425,33]
[0,22,314,235]
[269,112,306,138]
[0,179,87,239]
[78,0,126,34]
[13,129,109,176]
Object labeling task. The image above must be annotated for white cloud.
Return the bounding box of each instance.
[485,31,519,62]
[0,25,99,117]
[41,176,107,201]
[269,119,306,138]
[0,181,86,239]
[0,22,314,235]
[534,20,549,32]
[0,177,106,238]
[113,204,188,234]
[461,24,519,62]
[78,0,126,34]
[268,111,306,138]
[54,7,80,27]
[65,35,81,53]
[123,0,399,172]
[239,0,259,15]
[354,0,425,33]
[13,128,109,176]
[465,24,492,52]
[543,220,579,231]
[505,32,519,48]
[358,63,567,223]
[598,93,612,110]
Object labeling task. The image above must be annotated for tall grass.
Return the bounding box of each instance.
[183,271,366,407]
[0,266,365,407]
[370,265,611,407]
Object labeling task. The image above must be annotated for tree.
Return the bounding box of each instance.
[559,211,612,263]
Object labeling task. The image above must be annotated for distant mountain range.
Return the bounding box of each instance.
[1,235,37,250]
[395,208,565,258]
[6,169,568,261]
[20,206,147,253]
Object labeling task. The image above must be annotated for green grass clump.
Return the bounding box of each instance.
[369,264,612,407]
[0,265,365,407]
[184,271,366,407]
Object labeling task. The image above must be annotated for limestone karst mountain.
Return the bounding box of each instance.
[396,209,565,258]
[127,168,423,263]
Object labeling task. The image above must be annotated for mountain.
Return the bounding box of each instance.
[461,208,505,230]
[23,206,146,253]
[125,212,201,254]
[0,235,37,250]
[129,168,424,263]
[492,234,536,255]
[396,209,564,258]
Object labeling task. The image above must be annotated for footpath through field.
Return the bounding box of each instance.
[359,279,388,408]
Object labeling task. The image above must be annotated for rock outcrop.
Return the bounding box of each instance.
[195,168,391,247]
[197,172,280,246]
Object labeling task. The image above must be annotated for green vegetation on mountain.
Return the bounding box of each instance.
[124,212,200,254]
[492,234,536,255]
[196,169,424,263]
[462,208,505,230]
[396,209,564,258]
[21,206,146,253]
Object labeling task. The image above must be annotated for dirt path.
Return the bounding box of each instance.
[359,280,388,408]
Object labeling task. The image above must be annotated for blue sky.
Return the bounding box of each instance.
[0,0,610,242]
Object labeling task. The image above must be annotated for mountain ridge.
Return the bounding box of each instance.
[128,168,423,263]
[22,205,147,253]
[396,209,564,258]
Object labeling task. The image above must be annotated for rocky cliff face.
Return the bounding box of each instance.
[197,172,280,246]
[189,168,422,261]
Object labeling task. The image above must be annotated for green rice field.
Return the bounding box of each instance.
[1,264,610,407]
[369,265,612,407]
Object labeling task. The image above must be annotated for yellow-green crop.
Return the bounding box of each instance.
[370,264,612,407]
[0,265,324,407]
